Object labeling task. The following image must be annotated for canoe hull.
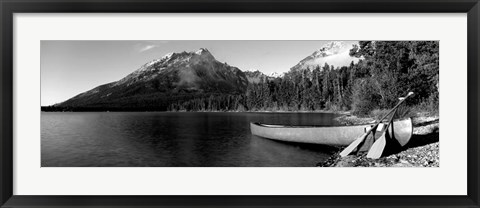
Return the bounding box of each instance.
[250,118,412,147]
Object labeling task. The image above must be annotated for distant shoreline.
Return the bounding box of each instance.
[41,109,349,114]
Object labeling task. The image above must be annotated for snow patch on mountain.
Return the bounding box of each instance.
[195,48,209,55]
[162,52,174,60]
[291,41,360,71]
[142,59,163,69]
[268,72,282,78]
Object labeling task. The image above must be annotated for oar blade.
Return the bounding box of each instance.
[366,133,387,159]
[340,92,413,158]
[339,133,369,157]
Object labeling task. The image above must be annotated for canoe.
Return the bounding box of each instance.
[250,118,412,147]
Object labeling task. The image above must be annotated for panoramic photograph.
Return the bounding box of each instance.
[41,40,439,167]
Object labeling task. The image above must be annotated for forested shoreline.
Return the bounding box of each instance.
[42,41,439,116]
[233,41,439,116]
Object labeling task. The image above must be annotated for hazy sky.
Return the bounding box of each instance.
[41,40,358,106]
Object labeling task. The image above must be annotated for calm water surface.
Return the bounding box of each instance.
[41,112,340,167]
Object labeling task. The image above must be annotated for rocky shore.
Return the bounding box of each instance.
[318,113,439,167]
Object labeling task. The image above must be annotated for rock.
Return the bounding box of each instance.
[399,159,409,164]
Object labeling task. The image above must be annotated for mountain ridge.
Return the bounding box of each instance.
[56,48,249,110]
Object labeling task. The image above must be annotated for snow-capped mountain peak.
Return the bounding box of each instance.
[195,48,209,55]
[311,41,347,58]
[114,48,241,89]
[268,72,282,78]
[135,48,215,73]
[291,41,360,71]
[190,48,215,62]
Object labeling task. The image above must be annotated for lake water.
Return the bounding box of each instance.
[41,112,341,167]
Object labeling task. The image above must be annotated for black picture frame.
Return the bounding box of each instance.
[1,0,479,207]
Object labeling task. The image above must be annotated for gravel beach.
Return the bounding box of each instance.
[318,114,439,167]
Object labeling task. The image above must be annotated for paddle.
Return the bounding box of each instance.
[339,92,414,157]
[366,92,414,159]
[366,108,397,159]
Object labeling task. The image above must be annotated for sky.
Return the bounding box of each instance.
[41,40,358,106]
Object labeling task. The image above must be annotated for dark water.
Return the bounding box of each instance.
[41,112,340,167]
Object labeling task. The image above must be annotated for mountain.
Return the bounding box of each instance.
[244,70,284,84]
[244,70,269,84]
[56,48,249,110]
[290,41,360,71]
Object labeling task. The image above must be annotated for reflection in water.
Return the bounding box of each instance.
[42,112,340,167]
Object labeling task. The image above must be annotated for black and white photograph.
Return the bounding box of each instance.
[41,40,439,167]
